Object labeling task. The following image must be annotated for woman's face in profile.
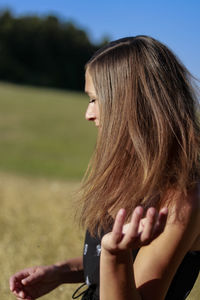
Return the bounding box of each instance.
[85,71,100,127]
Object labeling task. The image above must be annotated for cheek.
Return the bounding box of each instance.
[85,106,90,120]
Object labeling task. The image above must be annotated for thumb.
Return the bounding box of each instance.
[21,270,44,285]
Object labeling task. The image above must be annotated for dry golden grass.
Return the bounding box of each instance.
[0,172,83,300]
[0,172,199,300]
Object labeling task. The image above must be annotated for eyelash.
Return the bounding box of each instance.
[89,99,96,104]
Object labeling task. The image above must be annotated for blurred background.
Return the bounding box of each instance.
[0,0,199,299]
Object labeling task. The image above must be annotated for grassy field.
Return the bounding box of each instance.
[0,82,92,299]
[0,172,83,300]
[0,81,97,179]
[0,82,199,299]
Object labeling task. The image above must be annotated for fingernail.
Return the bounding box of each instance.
[135,206,143,215]
[19,291,24,298]
[149,208,155,216]
[161,207,168,214]
[119,208,125,216]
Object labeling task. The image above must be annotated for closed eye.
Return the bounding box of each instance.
[89,99,96,104]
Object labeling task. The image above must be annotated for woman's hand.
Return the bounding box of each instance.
[101,207,168,255]
[9,265,62,300]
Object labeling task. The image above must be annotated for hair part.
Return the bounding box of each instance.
[80,35,200,236]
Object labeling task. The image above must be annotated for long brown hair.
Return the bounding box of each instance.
[80,36,200,235]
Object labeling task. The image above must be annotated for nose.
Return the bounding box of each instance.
[85,103,96,121]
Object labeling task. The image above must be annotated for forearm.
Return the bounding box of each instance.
[54,256,84,284]
[100,249,141,300]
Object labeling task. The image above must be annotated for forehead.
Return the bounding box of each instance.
[85,70,96,96]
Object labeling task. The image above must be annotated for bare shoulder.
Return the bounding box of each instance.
[167,184,200,224]
[133,185,200,299]
[166,184,200,246]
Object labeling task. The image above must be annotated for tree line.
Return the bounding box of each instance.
[0,10,108,91]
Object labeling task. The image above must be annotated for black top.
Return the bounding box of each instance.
[79,230,200,300]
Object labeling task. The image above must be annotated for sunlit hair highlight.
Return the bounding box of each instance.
[81,36,200,236]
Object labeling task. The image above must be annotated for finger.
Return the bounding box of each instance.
[122,206,143,246]
[13,289,33,300]
[16,294,33,300]
[130,206,144,236]
[16,298,33,300]
[9,279,18,292]
[10,273,28,291]
[13,289,26,299]
[138,217,146,233]
[122,223,129,234]
[112,208,126,243]
[153,207,168,238]
[140,207,157,244]
[21,269,43,286]
[19,290,26,299]
[16,297,33,300]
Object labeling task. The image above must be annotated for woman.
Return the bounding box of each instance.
[10,36,200,300]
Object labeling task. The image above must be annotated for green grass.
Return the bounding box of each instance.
[0,82,97,179]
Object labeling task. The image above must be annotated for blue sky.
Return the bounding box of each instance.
[0,0,200,79]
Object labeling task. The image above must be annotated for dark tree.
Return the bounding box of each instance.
[0,10,107,90]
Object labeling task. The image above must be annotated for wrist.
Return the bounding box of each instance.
[53,262,71,284]
[101,247,132,264]
[53,258,84,284]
